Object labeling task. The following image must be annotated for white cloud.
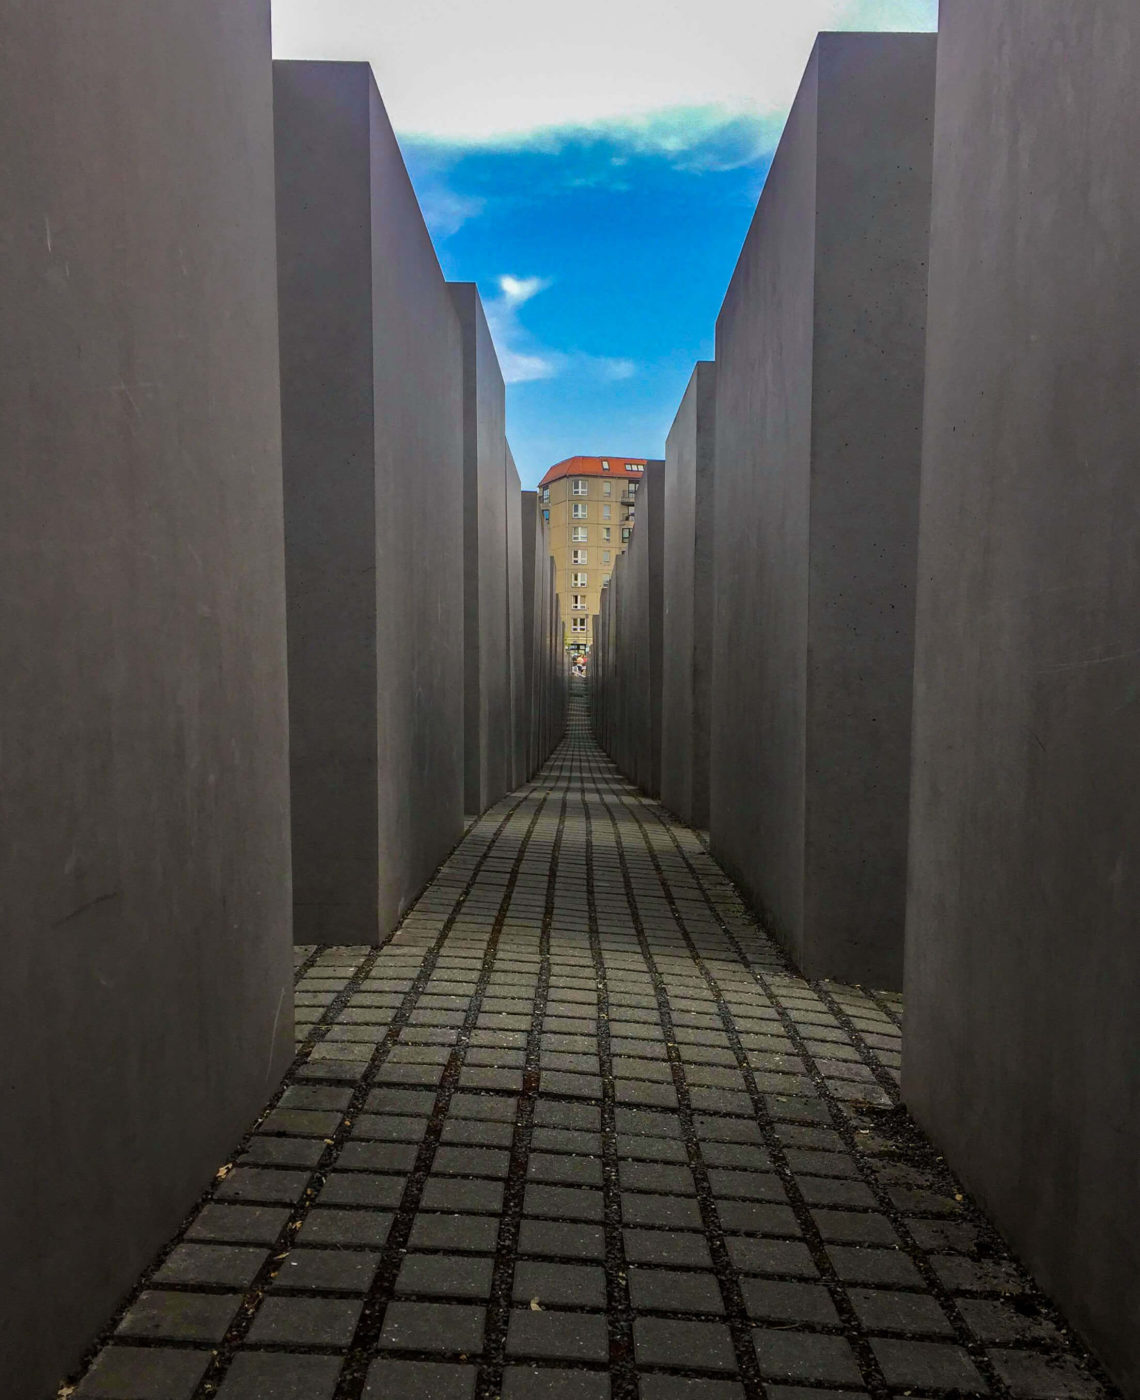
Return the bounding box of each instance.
[271,0,935,153]
[417,186,485,239]
[483,275,637,386]
[499,275,552,307]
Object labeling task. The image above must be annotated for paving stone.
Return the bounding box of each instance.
[215,1352,342,1400]
[397,1252,495,1298]
[501,1368,612,1398]
[826,1245,923,1286]
[245,1294,362,1346]
[634,1317,737,1371]
[725,1238,816,1277]
[362,1359,477,1399]
[527,1153,605,1186]
[75,1346,211,1399]
[408,1211,501,1252]
[186,1204,290,1245]
[116,1290,241,1342]
[987,1350,1103,1399]
[624,1229,713,1268]
[520,1220,607,1260]
[628,1267,724,1314]
[379,1301,486,1353]
[296,1208,393,1248]
[870,1337,988,1391]
[754,1330,863,1386]
[421,1176,506,1212]
[240,1136,326,1168]
[849,1287,954,1336]
[956,1297,1060,1344]
[740,1279,840,1326]
[273,1247,379,1292]
[507,1308,610,1361]
[318,1172,406,1207]
[811,1210,897,1245]
[621,1191,704,1229]
[639,1380,745,1400]
[152,1244,267,1289]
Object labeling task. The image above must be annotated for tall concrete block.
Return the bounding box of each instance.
[710,33,935,989]
[0,5,292,1395]
[275,62,465,943]
[506,450,527,789]
[523,494,563,777]
[451,283,512,814]
[661,363,717,828]
[641,461,666,798]
[905,4,1140,1391]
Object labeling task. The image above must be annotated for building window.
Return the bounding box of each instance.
[572,571,587,587]
[542,487,550,503]
[602,527,611,542]
[572,594,587,611]
[603,482,612,497]
[572,479,588,496]
[625,462,642,472]
[601,460,610,470]
[542,509,549,522]
[602,504,611,520]
[571,616,587,633]
[603,551,611,564]
[603,574,611,586]
[621,528,631,543]
[572,503,587,519]
[571,526,587,542]
[627,481,638,495]
[572,549,587,565]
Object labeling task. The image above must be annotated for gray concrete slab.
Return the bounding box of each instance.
[710,33,935,989]
[661,363,717,828]
[451,283,512,814]
[506,449,527,789]
[275,61,465,944]
[0,5,292,1395]
[592,462,665,798]
[904,5,1140,1393]
[523,494,564,779]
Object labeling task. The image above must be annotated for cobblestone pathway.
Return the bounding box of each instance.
[70,694,1110,1400]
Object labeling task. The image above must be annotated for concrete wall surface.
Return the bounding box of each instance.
[506,450,528,789]
[710,33,935,989]
[904,4,1140,1391]
[451,283,513,814]
[275,61,465,944]
[661,363,717,828]
[591,461,664,799]
[0,6,293,1396]
[523,496,566,777]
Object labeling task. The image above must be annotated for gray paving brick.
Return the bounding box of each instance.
[75,1346,211,1399]
[634,1317,737,1371]
[215,1352,342,1400]
[116,1290,241,1343]
[507,1308,610,1361]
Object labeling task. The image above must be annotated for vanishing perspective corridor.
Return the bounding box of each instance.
[70,694,1104,1400]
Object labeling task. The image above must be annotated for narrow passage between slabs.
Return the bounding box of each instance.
[71,690,1106,1400]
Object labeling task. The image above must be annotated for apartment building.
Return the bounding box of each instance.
[537,454,657,652]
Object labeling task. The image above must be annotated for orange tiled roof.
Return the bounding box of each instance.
[538,455,649,488]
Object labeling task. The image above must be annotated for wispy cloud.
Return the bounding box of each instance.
[417,185,485,240]
[483,275,638,387]
[272,0,936,163]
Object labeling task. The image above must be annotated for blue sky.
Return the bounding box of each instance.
[273,0,937,487]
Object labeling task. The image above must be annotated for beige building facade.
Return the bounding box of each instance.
[538,455,651,653]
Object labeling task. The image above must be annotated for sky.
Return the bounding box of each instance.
[271,0,938,488]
